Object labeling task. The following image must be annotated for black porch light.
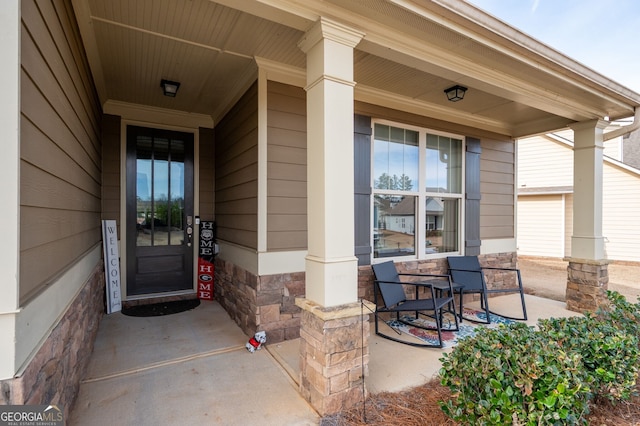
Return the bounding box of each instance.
[444,85,467,102]
[161,79,181,97]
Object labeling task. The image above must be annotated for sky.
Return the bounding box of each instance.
[467,0,640,94]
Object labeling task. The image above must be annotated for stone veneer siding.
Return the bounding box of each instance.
[358,252,519,302]
[0,263,104,419]
[214,258,304,343]
[297,300,371,415]
[565,259,609,313]
[216,252,518,342]
[479,252,520,291]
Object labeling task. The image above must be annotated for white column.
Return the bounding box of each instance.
[569,119,608,260]
[298,19,364,307]
[0,0,20,379]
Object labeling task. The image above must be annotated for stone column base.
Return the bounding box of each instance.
[565,258,610,313]
[295,298,375,416]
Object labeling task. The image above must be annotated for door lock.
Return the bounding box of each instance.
[186,216,193,246]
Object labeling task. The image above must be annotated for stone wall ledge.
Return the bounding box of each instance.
[563,257,612,266]
[296,298,375,321]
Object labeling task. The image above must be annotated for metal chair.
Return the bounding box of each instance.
[447,256,527,324]
[372,261,458,348]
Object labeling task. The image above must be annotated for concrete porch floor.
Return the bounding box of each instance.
[69,293,581,425]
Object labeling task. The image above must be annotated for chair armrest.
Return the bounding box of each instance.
[373,280,434,289]
[479,266,524,290]
[481,266,520,272]
[447,268,484,274]
[398,273,451,279]
[375,279,437,289]
[397,274,455,296]
[397,273,453,289]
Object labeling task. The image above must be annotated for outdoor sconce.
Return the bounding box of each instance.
[161,79,181,97]
[444,85,467,102]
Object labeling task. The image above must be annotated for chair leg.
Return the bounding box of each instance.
[434,287,460,329]
[482,291,491,323]
[485,277,528,321]
[375,309,450,348]
[433,308,444,348]
[491,286,527,321]
[519,287,528,320]
[449,301,460,332]
[458,290,491,324]
[517,270,528,320]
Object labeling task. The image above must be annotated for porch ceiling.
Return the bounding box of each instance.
[72,0,640,137]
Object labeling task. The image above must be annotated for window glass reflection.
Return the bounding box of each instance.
[373,124,419,191]
[373,195,416,258]
[426,134,462,193]
[425,197,459,254]
[136,137,186,247]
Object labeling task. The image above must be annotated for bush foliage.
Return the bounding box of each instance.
[439,291,640,425]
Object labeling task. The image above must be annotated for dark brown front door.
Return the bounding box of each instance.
[126,126,194,296]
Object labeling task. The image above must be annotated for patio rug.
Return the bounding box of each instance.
[385,309,514,349]
[459,307,515,325]
[121,298,201,317]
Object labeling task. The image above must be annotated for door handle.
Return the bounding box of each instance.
[186,216,193,246]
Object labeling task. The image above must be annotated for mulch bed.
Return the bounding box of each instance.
[321,379,640,425]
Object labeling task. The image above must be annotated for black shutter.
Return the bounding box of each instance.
[354,115,372,265]
[465,137,481,255]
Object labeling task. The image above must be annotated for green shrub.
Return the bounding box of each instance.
[538,314,638,401]
[440,323,590,425]
[439,291,640,425]
[597,290,640,342]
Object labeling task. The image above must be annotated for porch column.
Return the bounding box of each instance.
[296,18,373,416]
[299,18,363,308]
[566,119,609,312]
[0,0,20,381]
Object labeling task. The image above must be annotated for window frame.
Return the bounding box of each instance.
[371,119,465,262]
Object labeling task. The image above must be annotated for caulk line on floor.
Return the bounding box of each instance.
[81,345,246,384]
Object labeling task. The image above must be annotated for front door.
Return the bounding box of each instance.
[126,126,194,296]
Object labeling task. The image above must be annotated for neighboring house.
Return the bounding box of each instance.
[426,197,444,231]
[375,196,416,258]
[2,0,640,417]
[623,129,640,169]
[517,128,640,263]
[383,197,416,235]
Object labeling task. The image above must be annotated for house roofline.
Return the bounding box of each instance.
[432,0,640,107]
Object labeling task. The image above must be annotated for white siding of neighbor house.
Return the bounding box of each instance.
[602,162,640,261]
[517,135,640,262]
[550,127,625,162]
[603,137,623,161]
[517,195,564,257]
[517,135,573,189]
[564,194,573,258]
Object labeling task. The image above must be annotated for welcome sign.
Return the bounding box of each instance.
[102,220,122,314]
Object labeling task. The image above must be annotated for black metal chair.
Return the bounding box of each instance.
[371,261,458,348]
[446,256,527,324]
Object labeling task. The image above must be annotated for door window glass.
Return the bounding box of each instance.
[136,137,186,246]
